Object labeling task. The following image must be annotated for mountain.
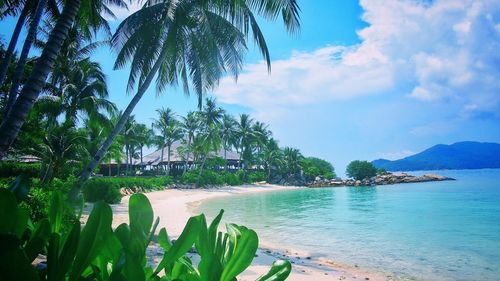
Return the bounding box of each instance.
[372,141,500,171]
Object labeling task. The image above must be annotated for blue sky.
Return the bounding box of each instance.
[2,0,500,174]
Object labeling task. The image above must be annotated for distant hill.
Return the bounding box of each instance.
[372,141,500,171]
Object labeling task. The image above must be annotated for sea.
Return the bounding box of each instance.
[195,169,500,281]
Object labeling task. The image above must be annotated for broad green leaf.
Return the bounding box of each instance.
[198,253,222,281]
[129,193,154,236]
[0,188,18,235]
[47,233,61,281]
[220,228,259,281]
[208,210,224,251]
[24,218,51,262]
[70,201,113,280]
[153,215,203,275]
[115,223,131,247]
[49,191,64,233]
[58,222,81,279]
[14,207,29,238]
[157,227,172,250]
[256,260,292,281]
[195,214,208,257]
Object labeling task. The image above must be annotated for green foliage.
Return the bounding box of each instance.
[0,181,291,281]
[302,157,336,181]
[83,176,173,204]
[346,160,377,180]
[377,168,388,175]
[181,169,224,186]
[248,171,266,183]
[0,162,41,178]
[223,172,243,186]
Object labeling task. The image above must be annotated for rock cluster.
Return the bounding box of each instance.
[309,172,454,188]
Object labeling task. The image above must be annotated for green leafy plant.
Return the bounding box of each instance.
[0,176,292,281]
[346,160,377,180]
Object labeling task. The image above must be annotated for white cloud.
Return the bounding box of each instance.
[379,150,416,160]
[213,0,500,119]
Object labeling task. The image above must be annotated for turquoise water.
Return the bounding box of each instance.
[196,169,500,280]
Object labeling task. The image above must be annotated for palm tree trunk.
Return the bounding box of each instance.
[224,146,227,170]
[77,46,169,188]
[125,144,129,176]
[4,0,48,118]
[0,0,81,159]
[140,145,143,171]
[196,154,208,188]
[184,137,191,173]
[166,144,171,176]
[0,4,29,88]
[160,144,164,171]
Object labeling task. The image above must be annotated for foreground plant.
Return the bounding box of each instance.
[0,177,291,280]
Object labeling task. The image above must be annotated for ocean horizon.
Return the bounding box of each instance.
[196,169,500,281]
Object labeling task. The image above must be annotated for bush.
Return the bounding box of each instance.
[0,189,292,281]
[0,162,40,178]
[346,160,377,180]
[180,169,224,186]
[83,176,173,204]
[248,171,266,183]
[222,172,243,186]
[301,157,336,181]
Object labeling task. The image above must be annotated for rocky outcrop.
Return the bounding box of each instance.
[308,172,455,188]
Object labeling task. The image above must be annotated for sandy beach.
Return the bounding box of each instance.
[85,185,398,281]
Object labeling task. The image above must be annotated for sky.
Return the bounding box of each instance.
[1,0,500,174]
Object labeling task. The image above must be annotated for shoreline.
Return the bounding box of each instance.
[91,184,408,281]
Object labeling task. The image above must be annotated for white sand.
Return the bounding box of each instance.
[84,185,400,281]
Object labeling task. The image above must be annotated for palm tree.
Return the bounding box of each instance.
[0,0,127,159]
[236,114,255,169]
[121,116,139,176]
[163,121,183,175]
[261,138,282,180]
[194,123,222,187]
[180,111,199,173]
[282,147,304,177]
[3,0,48,117]
[134,123,154,170]
[219,113,237,169]
[200,97,224,127]
[252,121,271,162]
[153,107,177,172]
[41,59,115,127]
[0,1,30,87]
[78,0,301,187]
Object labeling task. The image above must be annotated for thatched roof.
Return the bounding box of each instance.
[140,141,240,165]
[102,141,240,166]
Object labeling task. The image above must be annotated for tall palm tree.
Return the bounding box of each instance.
[282,147,304,177]
[153,107,177,172]
[219,113,237,168]
[163,121,183,175]
[261,138,282,180]
[0,0,127,159]
[252,120,271,159]
[78,0,301,187]
[236,113,255,169]
[121,115,139,176]
[180,111,199,172]
[3,0,48,117]
[0,1,30,87]
[200,97,223,127]
[134,123,153,169]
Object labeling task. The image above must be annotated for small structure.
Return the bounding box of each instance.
[98,141,241,176]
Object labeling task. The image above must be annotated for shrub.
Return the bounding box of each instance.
[0,188,292,281]
[83,176,173,204]
[346,160,377,180]
[248,171,266,183]
[301,157,336,181]
[222,172,243,186]
[0,161,41,178]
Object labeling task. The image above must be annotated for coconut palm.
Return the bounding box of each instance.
[282,147,304,177]
[219,113,237,168]
[180,111,199,172]
[134,123,154,169]
[0,0,127,159]
[78,0,300,187]
[43,59,115,127]
[163,121,184,175]
[3,0,47,117]
[200,97,224,127]
[261,138,282,180]
[153,107,177,172]
[252,120,271,158]
[235,114,255,169]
